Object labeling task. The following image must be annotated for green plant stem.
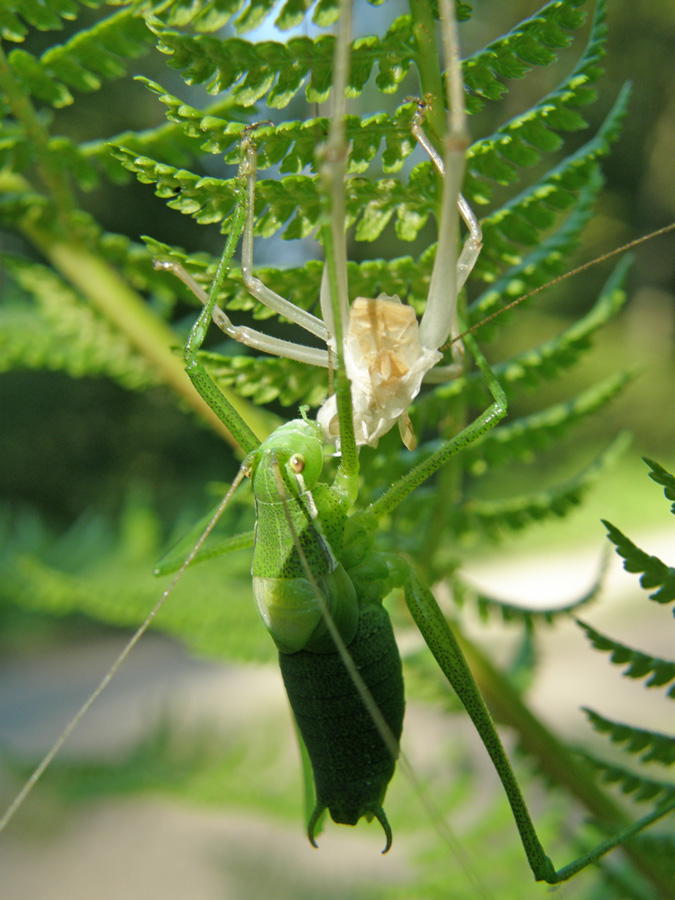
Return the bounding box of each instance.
[408,0,468,565]
[457,622,675,898]
[0,171,270,449]
[0,37,269,449]
[408,0,447,144]
[0,43,79,228]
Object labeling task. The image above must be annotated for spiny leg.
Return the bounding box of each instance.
[366,330,507,520]
[239,131,329,342]
[359,290,674,882]
[164,174,261,452]
[156,127,330,369]
[411,103,483,301]
[412,5,482,369]
[403,569,555,883]
[403,568,675,884]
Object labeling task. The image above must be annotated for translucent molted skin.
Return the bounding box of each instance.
[159,100,482,453]
[317,293,442,450]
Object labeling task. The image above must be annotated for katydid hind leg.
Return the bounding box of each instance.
[402,562,675,885]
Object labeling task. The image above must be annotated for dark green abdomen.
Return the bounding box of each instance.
[278,602,404,827]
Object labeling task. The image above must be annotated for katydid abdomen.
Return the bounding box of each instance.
[279,601,404,850]
[246,419,404,849]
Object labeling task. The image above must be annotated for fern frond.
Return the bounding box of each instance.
[477,85,628,278]
[645,458,675,513]
[463,0,589,109]
[93,232,184,301]
[116,1,614,252]
[0,0,110,42]
[113,102,618,249]
[577,620,675,695]
[495,256,631,389]
[136,0,604,183]
[136,79,423,174]
[0,253,158,389]
[418,253,630,425]
[467,174,601,332]
[200,350,328,408]
[453,565,602,627]
[466,0,607,193]
[577,752,675,804]
[157,0,283,34]
[458,369,636,470]
[602,521,675,606]
[5,8,152,108]
[116,76,624,252]
[0,185,51,225]
[148,21,343,107]
[389,432,630,548]
[115,140,438,242]
[573,458,675,856]
[459,433,631,537]
[151,0,590,107]
[583,710,675,767]
[37,90,250,191]
[1,501,268,664]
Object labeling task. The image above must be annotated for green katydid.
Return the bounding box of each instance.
[1,0,674,892]
[147,0,675,882]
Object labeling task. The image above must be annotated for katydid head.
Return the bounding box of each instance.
[246,419,324,502]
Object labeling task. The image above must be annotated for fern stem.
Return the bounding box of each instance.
[407,0,469,566]
[0,44,79,229]
[408,0,447,144]
[0,172,269,449]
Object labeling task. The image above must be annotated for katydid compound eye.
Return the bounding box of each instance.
[290,454,305,473]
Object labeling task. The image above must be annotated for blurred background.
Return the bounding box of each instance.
[0,0,673,898]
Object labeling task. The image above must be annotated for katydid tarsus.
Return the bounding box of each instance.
[2,0,674,893]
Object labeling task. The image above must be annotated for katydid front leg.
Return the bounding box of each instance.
[155,129,330,371]
[403,569,556,883]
